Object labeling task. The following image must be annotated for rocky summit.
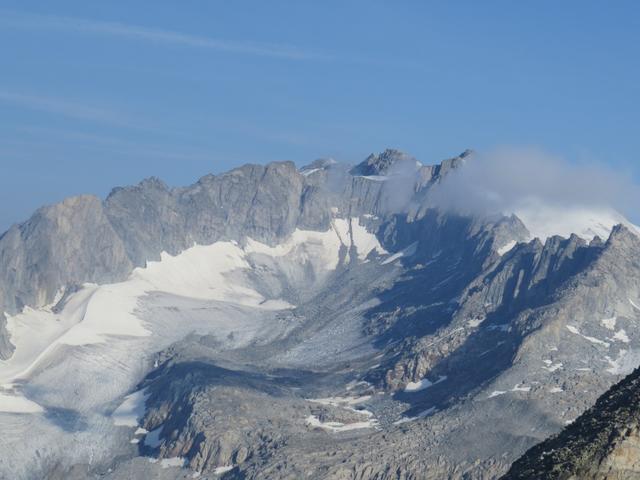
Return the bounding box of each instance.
[1,150,640,480]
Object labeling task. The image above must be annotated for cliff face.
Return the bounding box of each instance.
[503,365,640,480]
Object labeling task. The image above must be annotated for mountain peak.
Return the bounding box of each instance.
[350,149,417,176]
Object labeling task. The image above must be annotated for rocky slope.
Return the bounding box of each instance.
[503,365,640,480]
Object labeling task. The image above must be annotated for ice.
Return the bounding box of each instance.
[549,387,563,393]
[112,388,149,427]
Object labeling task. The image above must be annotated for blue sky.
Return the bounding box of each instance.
[1,1,639,231]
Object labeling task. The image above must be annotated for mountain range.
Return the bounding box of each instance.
[1,149,639,479]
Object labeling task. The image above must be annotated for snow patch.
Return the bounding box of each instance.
[497,240,517,256]
[488,390,507,398]
[566,325,610,347]
[358,175,389,182]
[542,362,563,373]
[613,329,630,343]
[381,242,418,265]
[606,350,640,375]
[214,466,235,475]
[467,317,484,328]
[601,316,617,330]
[512,384,532,393]
[305,414,378,432]
[0,392,44,413]
[404,375,447,393]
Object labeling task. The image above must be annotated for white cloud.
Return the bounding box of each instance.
[429,146,640,223]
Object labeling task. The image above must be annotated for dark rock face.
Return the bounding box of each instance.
[503,366,640,480]
[349,149,417,176]
[0,194,133,316]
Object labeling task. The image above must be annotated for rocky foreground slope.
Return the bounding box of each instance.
[1,149,639,479]
[503,365,640,480]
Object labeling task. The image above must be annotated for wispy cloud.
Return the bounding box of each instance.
[1,10,328,61]
[0,90,133,126]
